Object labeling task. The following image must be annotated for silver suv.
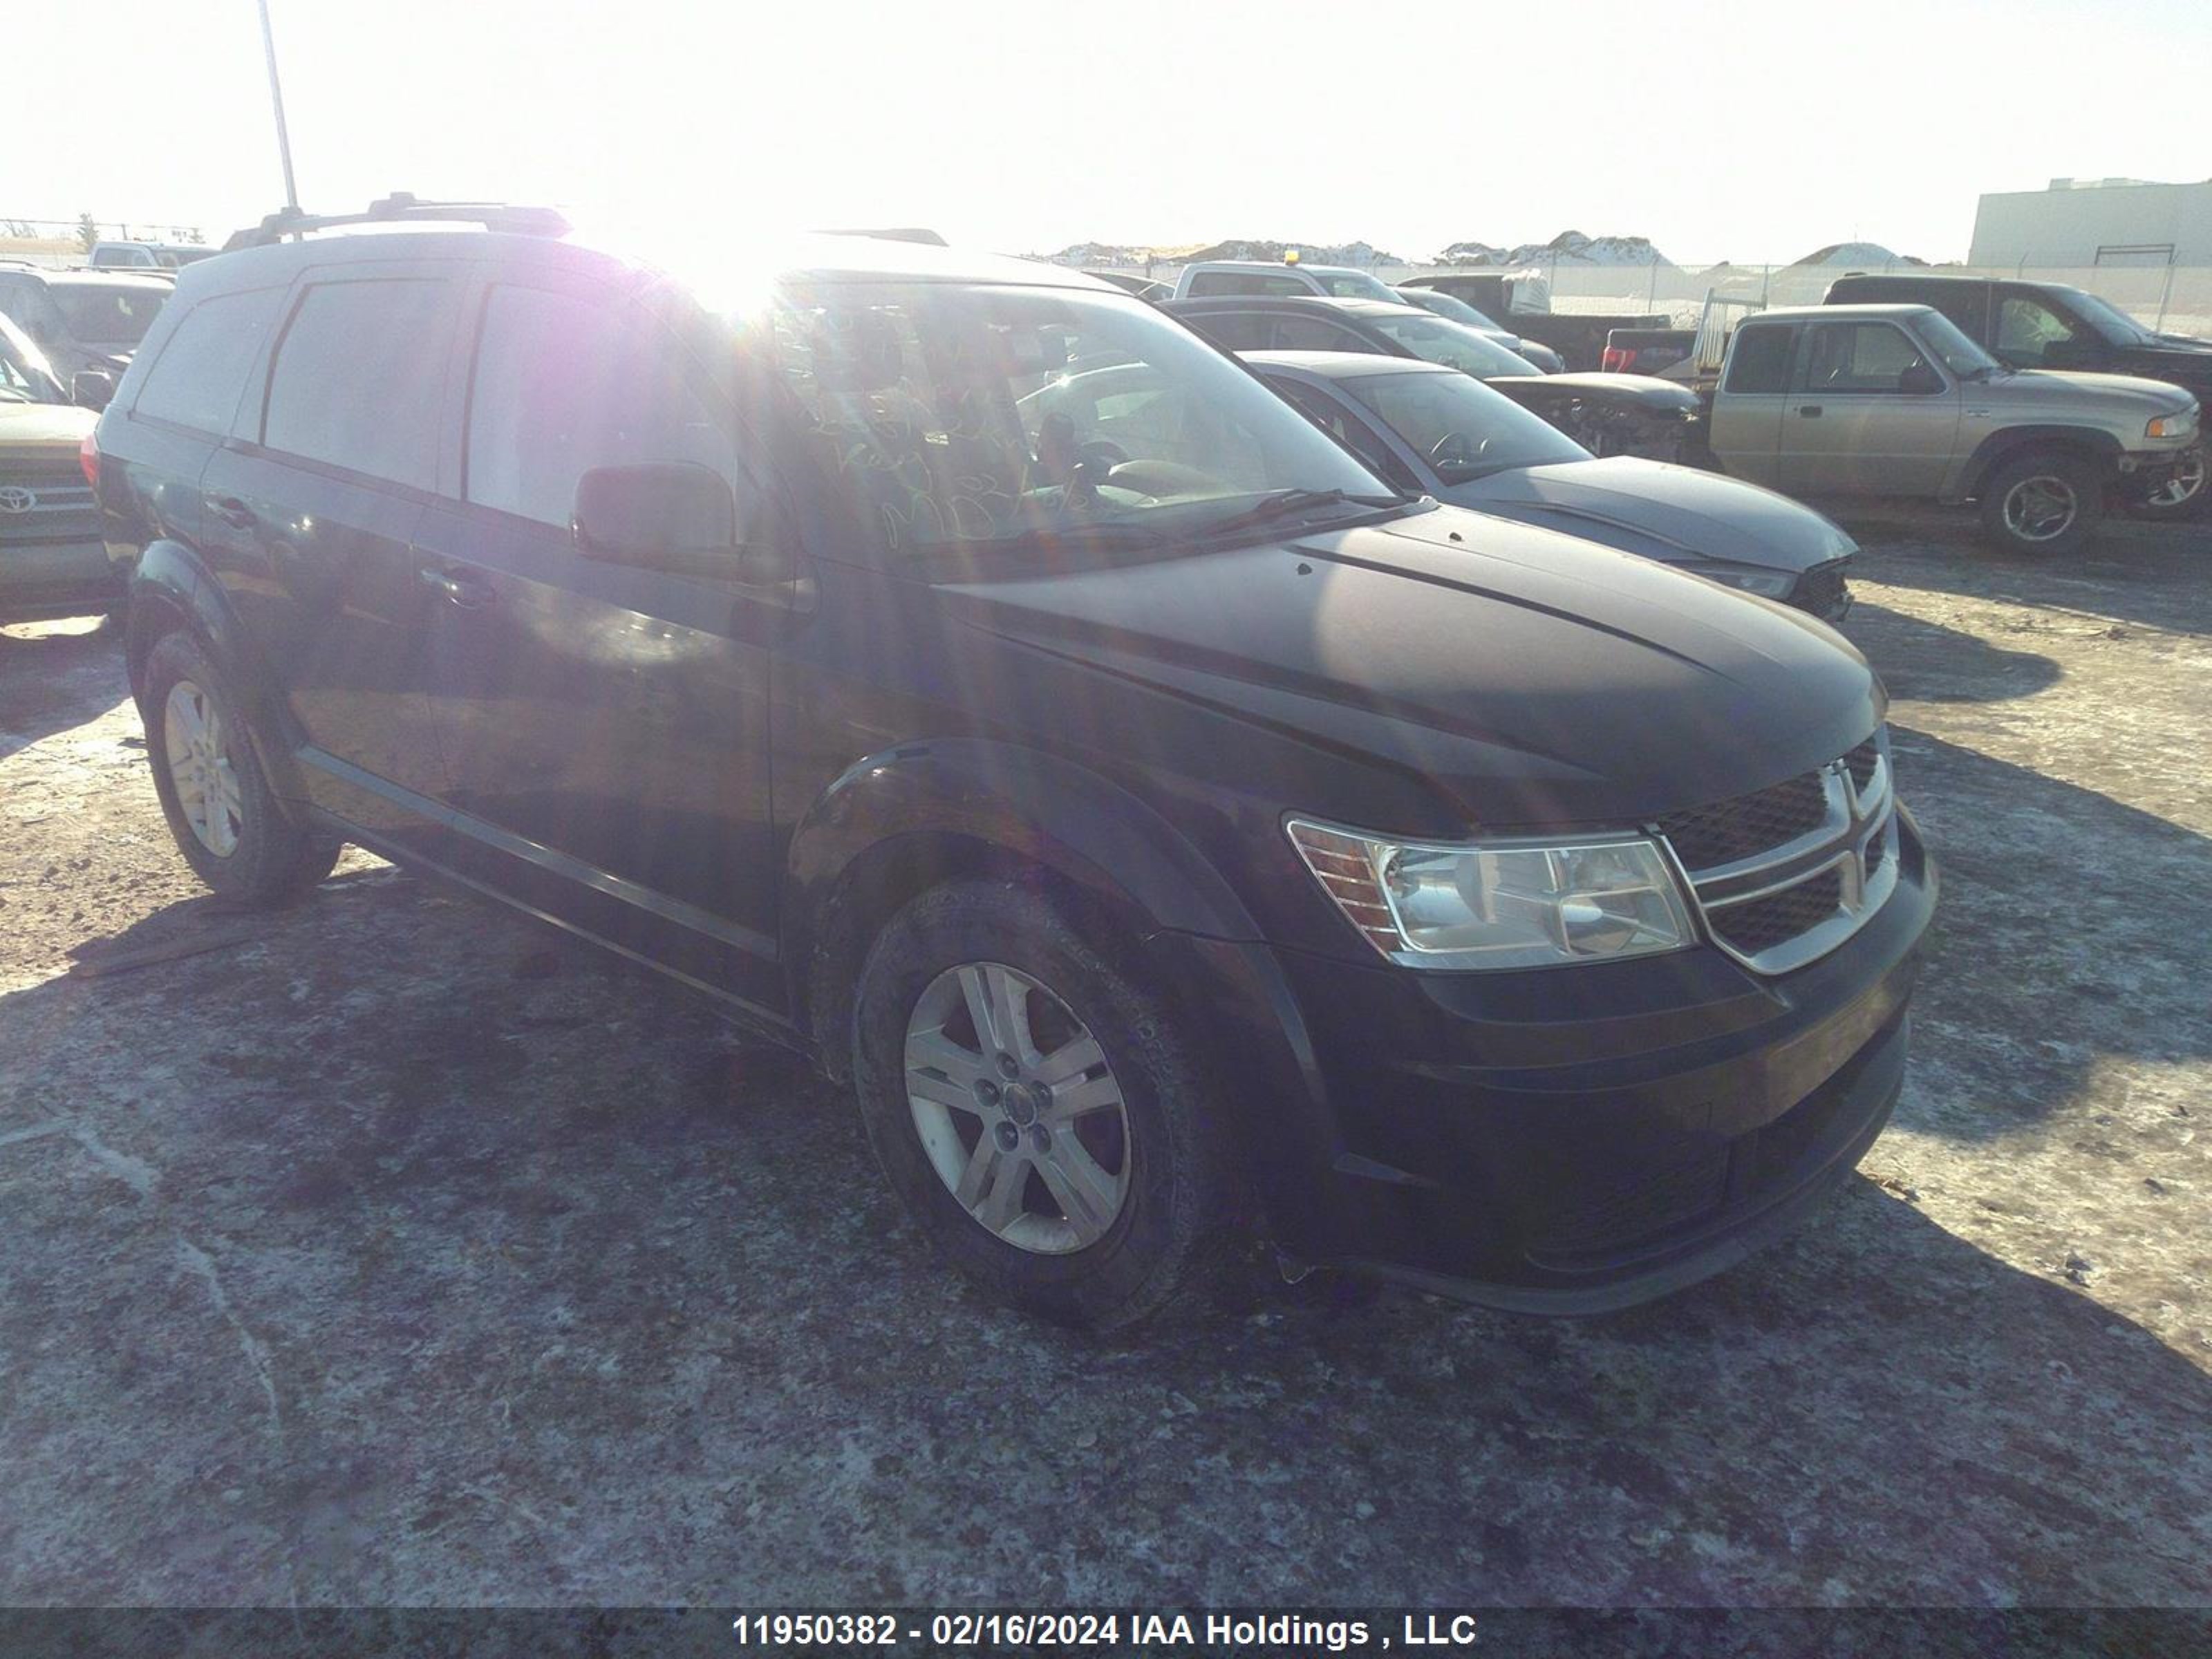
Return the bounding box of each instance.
[1707,303,2200,554]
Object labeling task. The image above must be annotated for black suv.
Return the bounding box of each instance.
[93,200,1935,1329]
[1824,272,2210,518]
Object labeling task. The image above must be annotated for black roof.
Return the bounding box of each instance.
[1826,271,1991,286]
[196,196,1109,302]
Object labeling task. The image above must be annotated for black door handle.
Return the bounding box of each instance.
[211,496,256,527]
[1799,406,1824,418]
[418,565,494,608]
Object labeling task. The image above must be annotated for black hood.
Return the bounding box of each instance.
[932,506,1882,830]
[2115,338,2212,393]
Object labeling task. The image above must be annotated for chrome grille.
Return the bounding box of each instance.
[1656,771,1827,871]
[1659,731,1897,976]
[1710,868,1844,957]
[0,459,97,544]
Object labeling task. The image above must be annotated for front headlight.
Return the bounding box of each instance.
[1685,561,1797,599]
[1287,819,1696,971]
[2147,406,2199,441]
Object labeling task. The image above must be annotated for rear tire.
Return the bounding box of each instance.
[1978,449,2101,555]
[852,879,1240,1330]
[142,632,341,908]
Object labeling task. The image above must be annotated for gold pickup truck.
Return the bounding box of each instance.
[1,312,120,627]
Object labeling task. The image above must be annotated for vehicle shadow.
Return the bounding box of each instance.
[1834,505,2212,637]
[1884,725,2209,1142]
[1,868,2207,1611]
[0,622,129,762]
[1835,599,2062,704]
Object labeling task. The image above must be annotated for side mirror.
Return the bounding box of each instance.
[72,370,116,411]
[1898,362,1944,396]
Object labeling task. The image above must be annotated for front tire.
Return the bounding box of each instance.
[142,632,341,908]
[2126,447,2207,523]
[1978,450,2101,555]
[852,879,1239,1330]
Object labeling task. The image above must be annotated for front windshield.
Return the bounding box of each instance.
[0,315,66,404]
[1341,369,1588,481]
[2052,286,2152,346]
[1361,310,1538,377]
[1399,289,1508,333]
[50,282,165,346]
[1912,310,2003,377]
[1314,270,1399,302]
[764,281,1394,554]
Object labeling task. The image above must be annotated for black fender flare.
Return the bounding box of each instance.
[783,737,1264,984]
[1956,425,2121,502]
[126,538,312,809]
[781,738,1338,1237]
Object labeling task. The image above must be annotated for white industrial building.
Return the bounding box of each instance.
[1969,178,2212,268]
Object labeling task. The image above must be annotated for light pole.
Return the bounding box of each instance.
[255,0,299,210]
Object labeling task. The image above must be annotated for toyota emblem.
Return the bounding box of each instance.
[0,486,35,514]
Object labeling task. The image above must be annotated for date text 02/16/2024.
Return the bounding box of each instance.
[729,1613,1483,1650]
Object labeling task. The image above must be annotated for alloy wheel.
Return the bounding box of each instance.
[2144,451,2206,511]
[2002,474,2079,543]
[903,961,1132,1255]
[163,679,243,857]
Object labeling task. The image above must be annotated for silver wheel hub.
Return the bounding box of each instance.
[162,679,244,858]
[2146,452,2205,509]
[903,962,1132,1255]
[2003,474,2077,543]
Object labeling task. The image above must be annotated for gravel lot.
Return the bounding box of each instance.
[1,514,2208,1617]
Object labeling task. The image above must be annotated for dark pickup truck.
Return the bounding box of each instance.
[1398,273,1667,373]
[1824,273,2209,518]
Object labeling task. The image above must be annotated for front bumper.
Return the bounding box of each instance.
[1,537,126,623]
[2115,444,2194,485]
[1156,806,1936,1313]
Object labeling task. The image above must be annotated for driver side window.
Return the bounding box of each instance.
[1799,323,1933,393]
[1275,381,1417,491]
[1996,297,2077,366]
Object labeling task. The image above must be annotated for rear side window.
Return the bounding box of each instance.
[1273,317,1375,352]
[1927,285,1991,339]
[49,282,167,346]
[263,279,454,489]
[464,284,730,529]
[133,287,285,434]
[1187,272,1309,297]
[1724,326,1795,394]
[1186,310,1274,351]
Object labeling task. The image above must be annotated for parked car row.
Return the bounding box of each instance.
[1168,259,1568,372]
[84,199,1936,1331]
[1160,293,1705,464]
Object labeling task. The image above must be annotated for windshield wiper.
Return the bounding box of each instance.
[937,518,1177,558]
[1197,487,1400,537]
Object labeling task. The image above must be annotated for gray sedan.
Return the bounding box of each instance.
[1247,350,1857,620]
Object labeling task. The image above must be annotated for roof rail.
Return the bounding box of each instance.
[817,227,948,247]
[223,192,572,252]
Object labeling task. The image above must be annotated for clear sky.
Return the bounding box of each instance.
[11,0,2206,264]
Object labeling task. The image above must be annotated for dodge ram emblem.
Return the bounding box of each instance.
[0,486,36,513]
